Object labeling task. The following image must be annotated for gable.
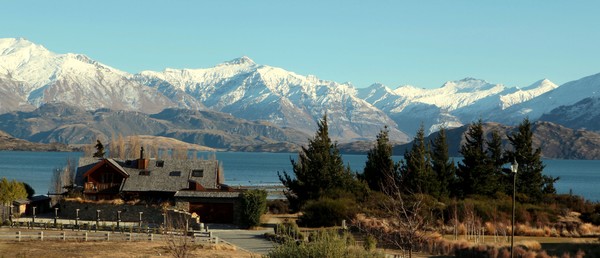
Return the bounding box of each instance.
[82,159,130,179]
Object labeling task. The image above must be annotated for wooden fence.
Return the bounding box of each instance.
[0,229,218,243]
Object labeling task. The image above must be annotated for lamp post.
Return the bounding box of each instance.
[54,207,59,227]
[96,210,101,231]
[117,210,121,228]
[75,208,80,228]
[139,212,143,228]
[32,206,36,224]
[510,159,519,258]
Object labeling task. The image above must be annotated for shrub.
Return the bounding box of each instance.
[299,197,358,227]
[240,189,268,228]
[266,230,384,258]
[267,199,290,214]
[364,234,377,251]
[274,220,304,241]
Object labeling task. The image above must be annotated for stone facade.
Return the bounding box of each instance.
[58,200,190,226]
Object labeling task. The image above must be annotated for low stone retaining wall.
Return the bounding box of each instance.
[58,201,189,226]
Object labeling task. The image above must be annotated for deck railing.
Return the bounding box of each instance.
[84,182,120,193]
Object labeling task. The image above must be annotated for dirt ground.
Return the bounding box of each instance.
[0,240,257,258]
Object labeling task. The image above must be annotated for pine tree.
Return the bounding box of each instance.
[487,130,510,194]
[457,120,495,197]
[93,140,105,158]
[506,118,557,202]
[279,115,356,210]
[361,126,399,193]
[400,125,438,196]
[430,128,456,199]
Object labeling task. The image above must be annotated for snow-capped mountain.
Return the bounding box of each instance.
[2,37,600,144]
[358,78,557,134]
[491,73,600,124]
[0,38,185,113]
[134,57,409,142]
[539,96,600,132]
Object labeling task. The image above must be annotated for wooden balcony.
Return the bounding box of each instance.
[84,182,121,193]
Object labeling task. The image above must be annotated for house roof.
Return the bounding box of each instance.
[77,157,220,193]
[82,158,130,179]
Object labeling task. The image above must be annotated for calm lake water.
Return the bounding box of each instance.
[1,151,599,201]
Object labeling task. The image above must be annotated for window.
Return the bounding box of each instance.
[139,170,151,176]
[156,160,165,167]
[169,171,181,177]
[192,169,204,177]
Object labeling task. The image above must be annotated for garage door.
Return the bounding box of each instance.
[189,203,234,223]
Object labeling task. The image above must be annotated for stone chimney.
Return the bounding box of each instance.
[137,147,148,169]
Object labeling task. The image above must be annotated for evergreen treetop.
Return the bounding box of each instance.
[506,118,557,202]
[93,140,105,158]
[361,126,399,193]
[430,128,456,199]
[400,124,438,196]
[279,115,356,210]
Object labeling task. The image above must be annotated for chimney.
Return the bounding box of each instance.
[137,147,148,169]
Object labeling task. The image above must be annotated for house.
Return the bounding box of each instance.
[75,148,242,223]
[12,195,52,216]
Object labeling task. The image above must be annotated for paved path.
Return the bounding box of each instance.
[210,226,275,255]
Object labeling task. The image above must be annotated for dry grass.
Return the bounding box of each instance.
[0,239,255,258]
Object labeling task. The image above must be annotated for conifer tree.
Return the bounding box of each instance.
[279,115,355,210]
[506,118,557,202]
[400,125,438,196]
[430,128,456,199]
[361,126,399,193]
[487,130,510,194]
[457,120,495,197]
[93,140,105,158]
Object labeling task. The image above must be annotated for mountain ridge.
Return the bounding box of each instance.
[1,38,600,145]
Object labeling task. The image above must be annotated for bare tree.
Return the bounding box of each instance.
[353,172,432,258]
[164,211,195,258]
[49,158,76,204]
[128,136,140,159]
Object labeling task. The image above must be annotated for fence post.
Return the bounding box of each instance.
[62,231,66,241]
[149,233,153,241]
[127,233,131,241]
[214,236,219,245]
[106,232,110,241]
[16,231,21,242]
[39,231,43,241]
[84,232,88,242]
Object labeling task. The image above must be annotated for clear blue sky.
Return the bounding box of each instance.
[2,1,599,88]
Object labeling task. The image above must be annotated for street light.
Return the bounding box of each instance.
[510,159,518,258]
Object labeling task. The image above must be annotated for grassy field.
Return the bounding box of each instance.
[0,228,257,258]
[0,240,257,258]
[442,235,600,257]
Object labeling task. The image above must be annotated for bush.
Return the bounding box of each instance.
[274,220,304,241]
[268,199,290,214]
[240,189,268,228]
[266,230,384,258]
[364,234,377,251]
[299,197,358,227]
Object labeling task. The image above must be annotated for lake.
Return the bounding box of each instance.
[1,151,599,201]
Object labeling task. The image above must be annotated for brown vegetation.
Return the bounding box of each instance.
[0,239,253,258]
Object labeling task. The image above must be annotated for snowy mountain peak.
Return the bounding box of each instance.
[522,78,557,91]
[0,38,46,52]
[220,56,256,66]
[368,83,386,89]
[441,78,490,90]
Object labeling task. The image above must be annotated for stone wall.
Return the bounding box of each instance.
[58,200,189,226]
